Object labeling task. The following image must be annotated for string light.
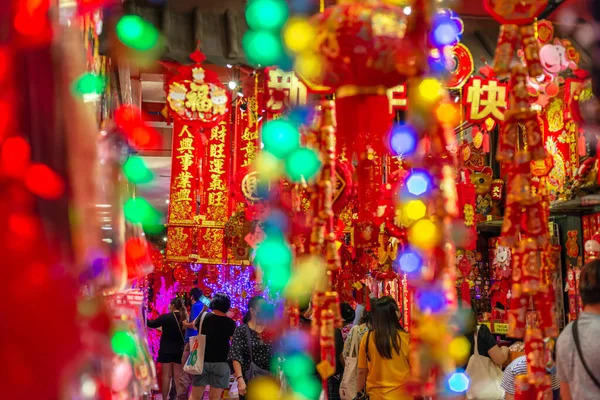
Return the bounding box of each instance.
[396,249,423,273]
[389,123,418,156]
[242,30,284,67]
[409,218,440,250]
[449,336,471,364]
[416,287,447,314]
[261,119,300,159]
[447,371,470,393]
[116,15,160,51]
[245,0,289,32]
[72,73,106,101]
[283,17,316,53]
[111,331,137,356]
[203,265,258,317]
[406,170,433,196]
[417,78,443,104]
[404,200,427,221]
[123,156,154,184]
[228,81,237,90]
[284,147,322,182]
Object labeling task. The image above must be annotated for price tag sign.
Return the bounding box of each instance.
[493,323,509,334]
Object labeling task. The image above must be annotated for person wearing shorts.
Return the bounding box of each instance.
[190,293,237,400]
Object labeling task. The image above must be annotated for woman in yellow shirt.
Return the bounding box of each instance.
[356,296,413,400]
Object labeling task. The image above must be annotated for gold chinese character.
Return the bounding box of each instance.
[466,78,507,121]
[178,137,195,152]
[202,228,223,244]
[208,191,226,207]
[178,125,193,138]
[209,143,225,159]
[171,227,189,242]
[177,153,194,171]
[241,141,258,167]
[208,174,226,191]
[175,171,194,189]
[210,123,227,142]
[266,69,307,112]
[387,84,407,113]
[241,126,258,141]
[172,189,192,202]
[209,159,225,174]
[185,83,212,112]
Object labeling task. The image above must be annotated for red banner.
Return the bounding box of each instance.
[194,115,232,263]
[166,123,200,262]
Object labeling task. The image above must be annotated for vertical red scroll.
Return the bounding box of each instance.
[166,123,200,262]
[195,115,232,263]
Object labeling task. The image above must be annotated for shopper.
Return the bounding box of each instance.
[340,302,356,341]
[464,302,509,400]
[340,312,372,400]
[189,293,237,400]
[343,312,371,359]
[147,297,188,400]
[356,296,413,400]
[501,354,560,400]
[177,288,205,400]
[229,296,273,400]
[557,259,600,400]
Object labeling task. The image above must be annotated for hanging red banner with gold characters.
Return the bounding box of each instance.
[233,88,263,209]
[164,50,229,263]
[195,115,232,263]
[166,123,200,262]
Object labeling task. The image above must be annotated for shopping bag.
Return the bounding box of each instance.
[465,327,504,400]
[183,312,208,375]
[340,325,360,400]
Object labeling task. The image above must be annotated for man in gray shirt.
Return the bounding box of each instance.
[557,259,600,400]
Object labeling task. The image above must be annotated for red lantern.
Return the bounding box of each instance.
[304,1,425,157]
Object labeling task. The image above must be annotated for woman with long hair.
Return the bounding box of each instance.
[229,296,273,399]
[356,297,412,400]
[147,297,188,400]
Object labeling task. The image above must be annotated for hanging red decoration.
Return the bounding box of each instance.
[304,1,424,157]
[446,43,474,90]
[165,50,229,128]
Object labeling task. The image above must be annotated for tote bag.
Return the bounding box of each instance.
[340,325,360,400]
[465,326,504,400]
[183,312,208,375]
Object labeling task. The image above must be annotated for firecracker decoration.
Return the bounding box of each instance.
[486,4,557,398]
[164,50,229,263]
[306,101,342,382]
[484,0,546,78]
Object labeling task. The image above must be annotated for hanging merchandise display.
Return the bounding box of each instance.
[484,2,559,398]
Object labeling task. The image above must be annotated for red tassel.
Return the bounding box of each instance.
[579,132,587,156]
[483,130,490,153]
